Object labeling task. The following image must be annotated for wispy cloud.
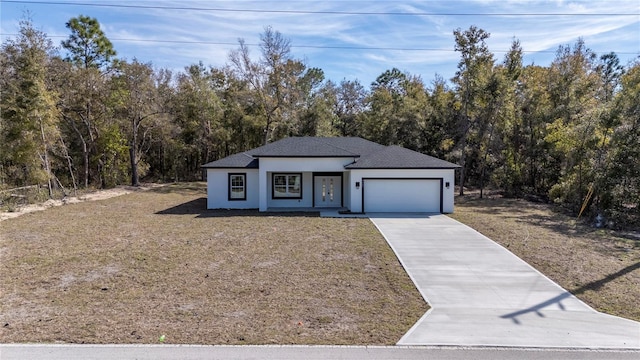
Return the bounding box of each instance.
[1,0,638,83]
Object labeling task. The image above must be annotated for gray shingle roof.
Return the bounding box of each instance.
[201,152,258,168]
[344,145,461,169]
[248,137,383,157]
[313,137,386,156]
[202,137,460,169]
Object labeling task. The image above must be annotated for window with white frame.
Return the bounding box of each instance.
[228,173,246,200]
[272,173,302,199]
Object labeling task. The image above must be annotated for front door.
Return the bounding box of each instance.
[314,176,342,207]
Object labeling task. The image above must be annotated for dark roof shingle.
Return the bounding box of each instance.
[345,145,460,169]
[248,137,383,157]
[201,152,258,168]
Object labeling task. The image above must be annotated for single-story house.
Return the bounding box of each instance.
[202,137,460,213]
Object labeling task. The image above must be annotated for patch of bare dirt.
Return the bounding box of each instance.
[0,184,164,222]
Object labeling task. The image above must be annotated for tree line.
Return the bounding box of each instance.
[1,16,638,227]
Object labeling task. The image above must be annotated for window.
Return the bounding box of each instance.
[228,173,246,201]
[272,173,302,199]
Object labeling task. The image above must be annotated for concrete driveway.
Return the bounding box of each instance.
[369,214,640,348]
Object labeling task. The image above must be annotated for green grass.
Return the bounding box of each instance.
[0,183,427,345]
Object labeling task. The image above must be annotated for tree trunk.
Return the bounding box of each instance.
[458,118,469,197]
[65,116,89,189]
[458,153,466,196]
[263,119,270,145]
[480,169,484,199]
[59,133,77,196]
[479,117,496,199]
[39,118,53,198]
[83,142,89,188]
[130,114,140,187]
[129,146,139,187]
[459,76,471,197]
[83,98,94,188]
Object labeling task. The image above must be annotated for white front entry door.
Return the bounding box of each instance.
[314,176,342,207]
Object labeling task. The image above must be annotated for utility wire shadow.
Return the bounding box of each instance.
[500,261,640,324]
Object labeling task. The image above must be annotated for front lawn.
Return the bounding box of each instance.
[0,183,427,344]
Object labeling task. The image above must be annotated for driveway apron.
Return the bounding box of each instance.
[369,214,640,348]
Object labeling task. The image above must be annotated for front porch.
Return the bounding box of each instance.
[265,207,367,218]
[261,171,349,211]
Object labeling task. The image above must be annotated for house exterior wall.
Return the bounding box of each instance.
[206,160,455,213]
[206,168,259,209]
[348,169,456,213]
[343,171,351,210]
[258,157,355,211]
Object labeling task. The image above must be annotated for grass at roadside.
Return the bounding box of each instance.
[449,193,640,322]
[0,183,427,345]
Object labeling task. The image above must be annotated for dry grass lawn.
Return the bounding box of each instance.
[450,193,640,322]
[0,183,427,345]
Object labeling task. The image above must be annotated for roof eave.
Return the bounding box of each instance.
[252,155,360,158]
[345,166,461,170]
[201,165,259,169]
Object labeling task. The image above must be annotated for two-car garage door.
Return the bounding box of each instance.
[363,178,442,213]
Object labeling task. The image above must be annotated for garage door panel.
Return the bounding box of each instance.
[364,179,441,213]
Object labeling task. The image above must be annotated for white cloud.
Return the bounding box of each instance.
[1,0,638,84]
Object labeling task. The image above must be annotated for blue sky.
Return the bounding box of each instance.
[1,0,639,86]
